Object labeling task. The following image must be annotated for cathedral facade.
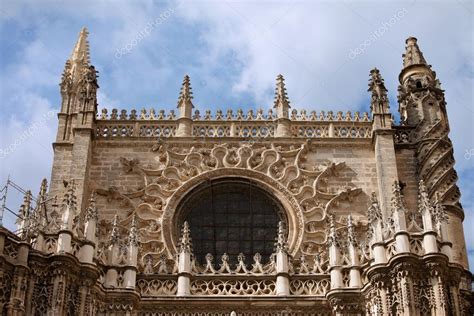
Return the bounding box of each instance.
[0,28,472,315]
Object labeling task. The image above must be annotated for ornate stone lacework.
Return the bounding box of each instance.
[190,279,276,296]
[289,277,330,296]
[3,238,18,260]
[192,252,276,275]
[137,278,178,296]
[94,140,362,268]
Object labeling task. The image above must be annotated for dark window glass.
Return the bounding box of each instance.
[177,179,285,265]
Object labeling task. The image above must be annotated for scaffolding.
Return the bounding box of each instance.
[0,176,50,235]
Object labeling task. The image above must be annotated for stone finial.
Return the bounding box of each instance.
[32,178,48,228]
[368,68,389,114]
[327,213,338,247]
[391,181,406,214]
[418,180,433,215]
[38,178,48,198]
[432,192,448,225]
[177,75,194,119]
[17,190,32,239]
[273,74,291,118]
[85,192,98,222]
[60,180,77,230]
[179,221,193,254]
[367,192,382,223]
[128,215,139,247]
[402,37,427,68]
[274,221,288,253]
[110,214,120,245]
[347,215,356,245]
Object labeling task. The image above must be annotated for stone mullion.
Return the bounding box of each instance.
[447,282,462,316]
[398,270,417,315]
[48,271,68,316]
[6,268,28,316]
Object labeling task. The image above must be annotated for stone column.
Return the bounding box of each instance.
[105,215,120,288]
[5,242,30,316]
[124,216,139,289]
[428,265,449,316]
[177,221,192,296]
[274,222,290,296]
[368,68,399,218]
[391,181,410,253]
[327,214,343,289]
[48,267,68,316]
[57,181,77,254]
[433,193,452,261]
[347,216,361,288]
[79,193,98,264]
[367,193,387,265]
[419,180,438,254]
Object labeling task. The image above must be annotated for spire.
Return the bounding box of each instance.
[63,28,91,85]
[128,215,139,247]
[110,214,120,244]
[85,192,98,222]
[327,213,338,247]
[418,180,433,215]
[32,178,48,228]
[368,68,389,114]
[17,190,32,239]
[70,27,91,71]
[179,221,193,253]
[60,180,77,230]
[402,37,427,69]
[432,192,448,225]
[273,74,291,118]
[274,221,288,253]
[367,192,382,223]
[391,181,406,214]
[347,215,356,245]
[177,75,194,116]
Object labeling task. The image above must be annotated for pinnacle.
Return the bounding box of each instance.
[367,192,382,222]
[128,214,139,246]
[179,221,193,253]
[368,68,389,114]
[273,74,290,109]
[110,214,120,243]
[391,181,406,213]
[402,36,427,68]
[177,74,194,108]
[70,27,91,65]
[368,68,387,92]
[274,221,288,252]
[86,192,98,221]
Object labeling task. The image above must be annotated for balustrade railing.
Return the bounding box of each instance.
[95,108,372,139]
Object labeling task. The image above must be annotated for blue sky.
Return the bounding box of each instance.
[0,0,473,269]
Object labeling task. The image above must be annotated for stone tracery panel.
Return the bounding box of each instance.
[95,140,364,271]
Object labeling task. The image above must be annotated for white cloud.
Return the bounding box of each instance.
[0,0,473,269]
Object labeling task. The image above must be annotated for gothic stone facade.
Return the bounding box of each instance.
[0,28,473,315]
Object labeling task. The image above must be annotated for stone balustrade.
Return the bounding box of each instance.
[95,108,373,139]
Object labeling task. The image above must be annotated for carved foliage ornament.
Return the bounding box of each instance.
[100,140,362,271]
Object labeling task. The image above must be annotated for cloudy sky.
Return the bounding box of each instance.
[0,0,473,269]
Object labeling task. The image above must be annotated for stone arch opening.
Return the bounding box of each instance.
[175,178,287,265]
